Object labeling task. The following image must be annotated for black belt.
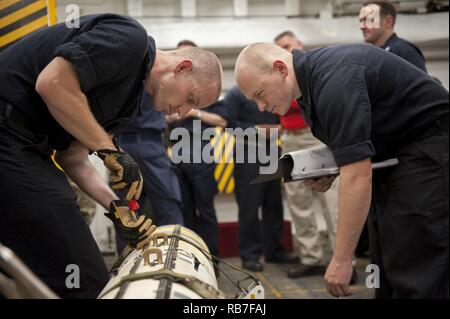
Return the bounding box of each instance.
[0,101,37,142]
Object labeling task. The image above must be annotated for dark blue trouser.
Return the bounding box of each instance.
[176,162,219,256]
[234,161,285,262]
[0,127,108,298]
[370,130,449,298]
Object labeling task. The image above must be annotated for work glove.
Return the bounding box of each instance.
[96,149,143,201]
[106,200,156,250]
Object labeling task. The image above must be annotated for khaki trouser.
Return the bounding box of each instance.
[282,128,339,266]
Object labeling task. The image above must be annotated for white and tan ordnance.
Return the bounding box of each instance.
[98,224,223,299]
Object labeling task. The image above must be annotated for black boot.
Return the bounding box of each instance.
[242,260,264,272]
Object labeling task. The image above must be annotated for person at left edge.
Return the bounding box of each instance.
[0,14,222,298]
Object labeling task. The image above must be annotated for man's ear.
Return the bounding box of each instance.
[174,59,193,73]
[273,60,288,77]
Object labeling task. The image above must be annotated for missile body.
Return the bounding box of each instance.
[99,224,221,299]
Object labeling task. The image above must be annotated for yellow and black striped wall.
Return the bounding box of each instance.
[0,0,56,52]
[211,127,236,194]
[167,128,236,194]
[168,128,282,194]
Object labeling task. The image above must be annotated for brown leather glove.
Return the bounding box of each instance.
[96,149,143,201]
[106,200,156,250]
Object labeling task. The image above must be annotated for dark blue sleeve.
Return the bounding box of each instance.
[315,64,376,166]
[117,92,166,133]
[393,43,427,72]
[205,100,229,123]
[53,16,149,93]
[223,87,256,130]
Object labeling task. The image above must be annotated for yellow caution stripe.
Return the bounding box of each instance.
[46,0,56,25]
[0,0,46,29]
[0,14,47,47]
[0,0,22,11]
[0,0,56,49]
[213,128,235,193]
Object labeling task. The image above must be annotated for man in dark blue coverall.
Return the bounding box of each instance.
[223,85,299,272]
[167,100,228,260]
[164,40,227,262]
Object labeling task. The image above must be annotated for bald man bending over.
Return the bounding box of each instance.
[0,14,222,298]
[234,43,449,298]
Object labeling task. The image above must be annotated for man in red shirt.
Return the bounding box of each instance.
[274,31,341,278]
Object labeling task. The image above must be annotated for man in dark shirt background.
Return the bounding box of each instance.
[0,14,222,298]
[164,40,227,271]
[167,100,227,265]
[223,85,299,272]
[235,42,448,298]
[359,0,427,72]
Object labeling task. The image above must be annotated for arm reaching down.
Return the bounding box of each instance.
[324,158,372,297]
